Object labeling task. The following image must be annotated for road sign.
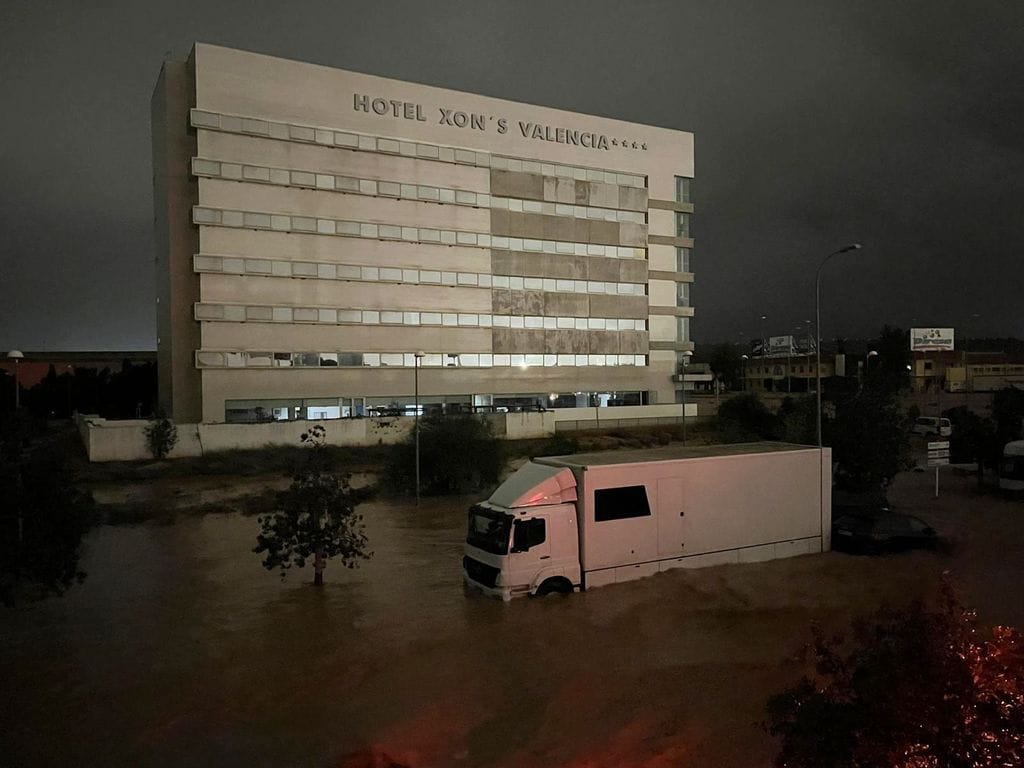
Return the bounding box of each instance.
[928,458,950,467]
[928,449,950,459]
[928,441,950,450]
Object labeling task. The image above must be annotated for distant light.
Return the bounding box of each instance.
[549,393,557,401]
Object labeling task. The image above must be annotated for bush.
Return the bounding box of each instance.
[765,581,1024,767]
[145,411,178,459]
[386,413,503,495]
[716,393,780,442]
[533,433,580,458]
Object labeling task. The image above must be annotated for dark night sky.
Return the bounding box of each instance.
[1,0,1022,351]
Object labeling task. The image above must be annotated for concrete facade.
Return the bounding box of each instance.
[153,45,695,425]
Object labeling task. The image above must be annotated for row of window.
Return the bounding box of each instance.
[192,206,647,259]
[196,351,649,369]
[192,254,646,296]
[489,196,645,224]
[192,158,646,223]
[193,303,648,330]
[189,108,647,188]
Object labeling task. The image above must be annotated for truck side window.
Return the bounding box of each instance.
[512,518,546,552]
[594,485,652,521]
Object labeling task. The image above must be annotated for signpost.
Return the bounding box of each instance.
[928,440,950,498]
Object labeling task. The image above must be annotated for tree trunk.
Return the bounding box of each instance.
[313,550,325,586]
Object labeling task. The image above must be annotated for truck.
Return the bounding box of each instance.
[463,442,832,600]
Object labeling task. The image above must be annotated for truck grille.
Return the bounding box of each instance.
[463,556,499,588]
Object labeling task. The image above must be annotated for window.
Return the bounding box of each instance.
[675,212,691,238]
[676,317,690,342]
[594,485,651,522]
[676,282,690,307]
[511,518,546,552]
[674,176,692,204]
[676,247,691,273]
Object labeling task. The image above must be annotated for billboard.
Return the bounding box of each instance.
[768,335,794,357]
[911,327,955,351]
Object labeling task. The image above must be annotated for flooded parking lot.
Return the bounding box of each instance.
[2,468,1022,767]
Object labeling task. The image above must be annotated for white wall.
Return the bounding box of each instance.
[77,411,555,462]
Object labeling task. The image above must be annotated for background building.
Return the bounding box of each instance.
[153,45,695,424]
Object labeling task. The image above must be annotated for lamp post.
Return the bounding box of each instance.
[414,350,425,504]
[7,350,24,409]
[862,349,878,390]
[815,244,862,448]
[740,354,749,392]
[679,350,692,444]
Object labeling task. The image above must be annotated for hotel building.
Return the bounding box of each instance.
[152,44,695,424]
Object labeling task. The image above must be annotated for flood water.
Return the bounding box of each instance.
[2,471,1022,767]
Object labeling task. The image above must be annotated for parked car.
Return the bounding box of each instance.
[912,416,952,437]
[832,510,944,554]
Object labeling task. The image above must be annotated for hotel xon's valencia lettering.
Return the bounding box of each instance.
[353,93,624,151]
[517,121,611,150]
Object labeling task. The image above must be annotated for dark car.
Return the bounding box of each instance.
[832,510,943,554]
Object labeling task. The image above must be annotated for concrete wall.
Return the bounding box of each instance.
[77,410,553,462]
[552,403,697,431]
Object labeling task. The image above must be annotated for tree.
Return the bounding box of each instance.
[253,426,369,585]
[863,325,911,395]
[703,342,745,391]
[386,413,503,495]
[828,386,912,491]
[1,412,94,606]
[991,386,1024,446]
[765,580,1024,767]
[144,409,178,459]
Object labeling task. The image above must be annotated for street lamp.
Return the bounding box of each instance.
[679,351,693,444]
[740,354,749,392]
[815,244,861,448]
[860,350,878,391]
[414,350,425,504]
[7,350,24,409]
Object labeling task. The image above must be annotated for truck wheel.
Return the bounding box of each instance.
[535,578,573,596]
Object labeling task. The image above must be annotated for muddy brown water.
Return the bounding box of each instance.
[2,469,1022,767]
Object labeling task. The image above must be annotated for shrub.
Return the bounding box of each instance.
[145,410,178,459]
[716,393,780,442]
[386,413,503,495]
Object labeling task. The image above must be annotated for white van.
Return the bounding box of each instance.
[912,417,952,437]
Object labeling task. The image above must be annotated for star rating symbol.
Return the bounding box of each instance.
[641,143,647,151]
[612,138,618,146]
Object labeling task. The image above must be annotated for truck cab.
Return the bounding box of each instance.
[463,463,581,600]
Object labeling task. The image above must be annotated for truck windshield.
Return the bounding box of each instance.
[466,506,512,555]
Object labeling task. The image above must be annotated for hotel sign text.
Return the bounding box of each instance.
[353,94,648,152]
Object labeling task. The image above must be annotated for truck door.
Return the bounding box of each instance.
[657,477,688,562]
[507,516,551,590]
